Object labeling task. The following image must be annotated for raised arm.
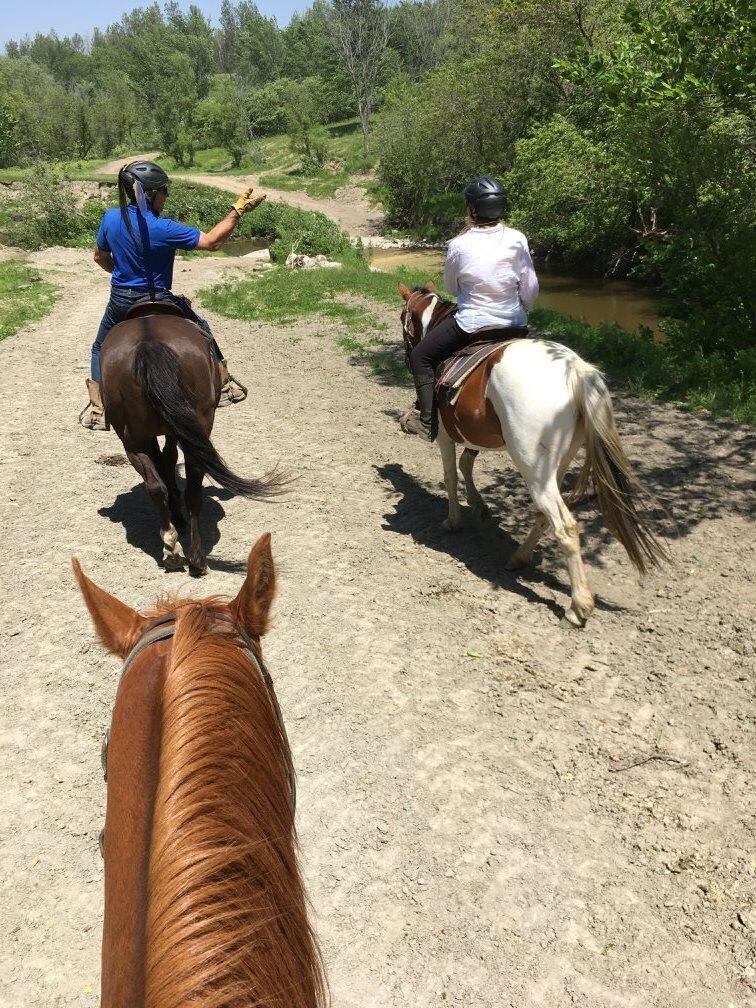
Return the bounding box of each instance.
[196,188,266,252]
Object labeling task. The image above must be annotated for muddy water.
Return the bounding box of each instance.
[369,247,661,334]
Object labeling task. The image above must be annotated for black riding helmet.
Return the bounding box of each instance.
[119,161,171,200]
[463,176,508,221]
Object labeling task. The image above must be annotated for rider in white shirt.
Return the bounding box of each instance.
[404,176,539,440]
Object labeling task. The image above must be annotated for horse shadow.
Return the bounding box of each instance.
[98,481,240,573]
[375,463,624,618]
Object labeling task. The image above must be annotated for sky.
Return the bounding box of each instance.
[0,0,314,47]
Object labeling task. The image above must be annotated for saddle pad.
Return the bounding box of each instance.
[438,338,521,405]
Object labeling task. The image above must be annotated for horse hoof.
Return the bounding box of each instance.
[442,517,462,533]
[189,563,208,578]
[472,502,491,521]
[562,607,586,629]
[164,554,185,572]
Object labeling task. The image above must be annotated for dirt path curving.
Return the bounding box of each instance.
[97,152,384,238]
[1,246,755,1007]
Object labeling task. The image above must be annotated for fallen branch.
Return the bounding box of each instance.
[608,752,689,773]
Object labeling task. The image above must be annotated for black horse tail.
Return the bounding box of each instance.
[134,335,285,500]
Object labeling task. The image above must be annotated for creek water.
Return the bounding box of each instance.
[368,247,661,334]
[222,239,661,335]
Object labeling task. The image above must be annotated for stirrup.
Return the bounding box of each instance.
[218,373,248,407]
[78,404,109,431]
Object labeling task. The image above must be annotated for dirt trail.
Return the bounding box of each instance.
[97,152,384,238]
[1,245,755,1007]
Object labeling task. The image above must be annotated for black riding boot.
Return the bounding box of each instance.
[403,382,435,441]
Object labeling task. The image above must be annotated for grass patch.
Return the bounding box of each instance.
[0,261,59,341]
[532,307,756,425]
[199,261,435,329]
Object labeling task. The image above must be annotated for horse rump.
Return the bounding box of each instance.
[133,335,283,499]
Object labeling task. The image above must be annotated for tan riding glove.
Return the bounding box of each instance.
[232,188,266,216]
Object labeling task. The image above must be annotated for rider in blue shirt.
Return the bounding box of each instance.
[82,160,265,430]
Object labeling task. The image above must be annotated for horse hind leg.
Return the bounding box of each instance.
[160,436,186,533]
[184,459,207,576]
[459,448,490,521]
[126,445,185,572]
[527,475,594,626]
[508,430,583,570]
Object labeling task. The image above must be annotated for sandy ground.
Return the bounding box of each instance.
[98,152,384,238]
[1,246,755,1008]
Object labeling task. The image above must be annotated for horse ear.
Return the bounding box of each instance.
[230,533,276,638]
[425,280,437,293]
[398,282,411,301]
[72,558,148,659]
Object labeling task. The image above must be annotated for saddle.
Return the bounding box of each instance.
[435,328,529,447]
[124,299,185,321]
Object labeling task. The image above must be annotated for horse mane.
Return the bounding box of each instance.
[144,601,328,1008]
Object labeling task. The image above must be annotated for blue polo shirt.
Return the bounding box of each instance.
[96,205,200,290]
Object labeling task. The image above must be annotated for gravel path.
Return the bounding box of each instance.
[1,247,755,1007]
[98,152,383,238]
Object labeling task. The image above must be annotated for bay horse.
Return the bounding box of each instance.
[73,534,328,1008]
[398,282,668,626]
[100,303,281,575]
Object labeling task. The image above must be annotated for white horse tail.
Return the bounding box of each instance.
[568,359,669,574]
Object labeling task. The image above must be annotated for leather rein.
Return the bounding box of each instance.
[101,610,296,815]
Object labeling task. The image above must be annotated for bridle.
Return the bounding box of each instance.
[99,609,295,855]
[400,289,457,363]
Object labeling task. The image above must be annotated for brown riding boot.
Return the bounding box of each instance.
[217,359,248,407]
[80,378,109,431]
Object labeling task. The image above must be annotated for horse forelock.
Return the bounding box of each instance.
[144,602,327,1008]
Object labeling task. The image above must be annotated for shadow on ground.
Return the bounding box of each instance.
[375,463,628,619]
[98,482,237,571]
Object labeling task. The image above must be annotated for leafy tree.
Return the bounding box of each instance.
[195,73,251,166]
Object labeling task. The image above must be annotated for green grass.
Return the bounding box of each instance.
[531,307,756,425]
[199,262,438,384]
[199,261,435,329]
[0,261,59,341]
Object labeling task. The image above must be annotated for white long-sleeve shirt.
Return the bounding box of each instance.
[443,223,539,332]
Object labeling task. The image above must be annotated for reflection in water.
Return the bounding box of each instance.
[369,247,661,335]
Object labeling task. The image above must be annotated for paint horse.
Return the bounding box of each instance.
[398,282,668,626]
[74,534,327,1008]
[100,303,281,575]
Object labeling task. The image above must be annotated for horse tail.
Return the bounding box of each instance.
[145,604,328,1008]
[134,335,284,499]
[568,359,669,574]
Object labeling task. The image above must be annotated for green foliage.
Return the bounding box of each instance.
[199,260,432,327]
[1,164,106,248]
[0,260,59,341]
[532,308,756,425]
[507,116,633,262]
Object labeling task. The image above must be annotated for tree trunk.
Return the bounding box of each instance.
[358,100,370,156]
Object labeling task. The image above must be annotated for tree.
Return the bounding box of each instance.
[195,73,251,166]
[330,0,389,154]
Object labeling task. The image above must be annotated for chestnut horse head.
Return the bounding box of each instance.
[397,280,456,356]
[73,534,327,1008]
